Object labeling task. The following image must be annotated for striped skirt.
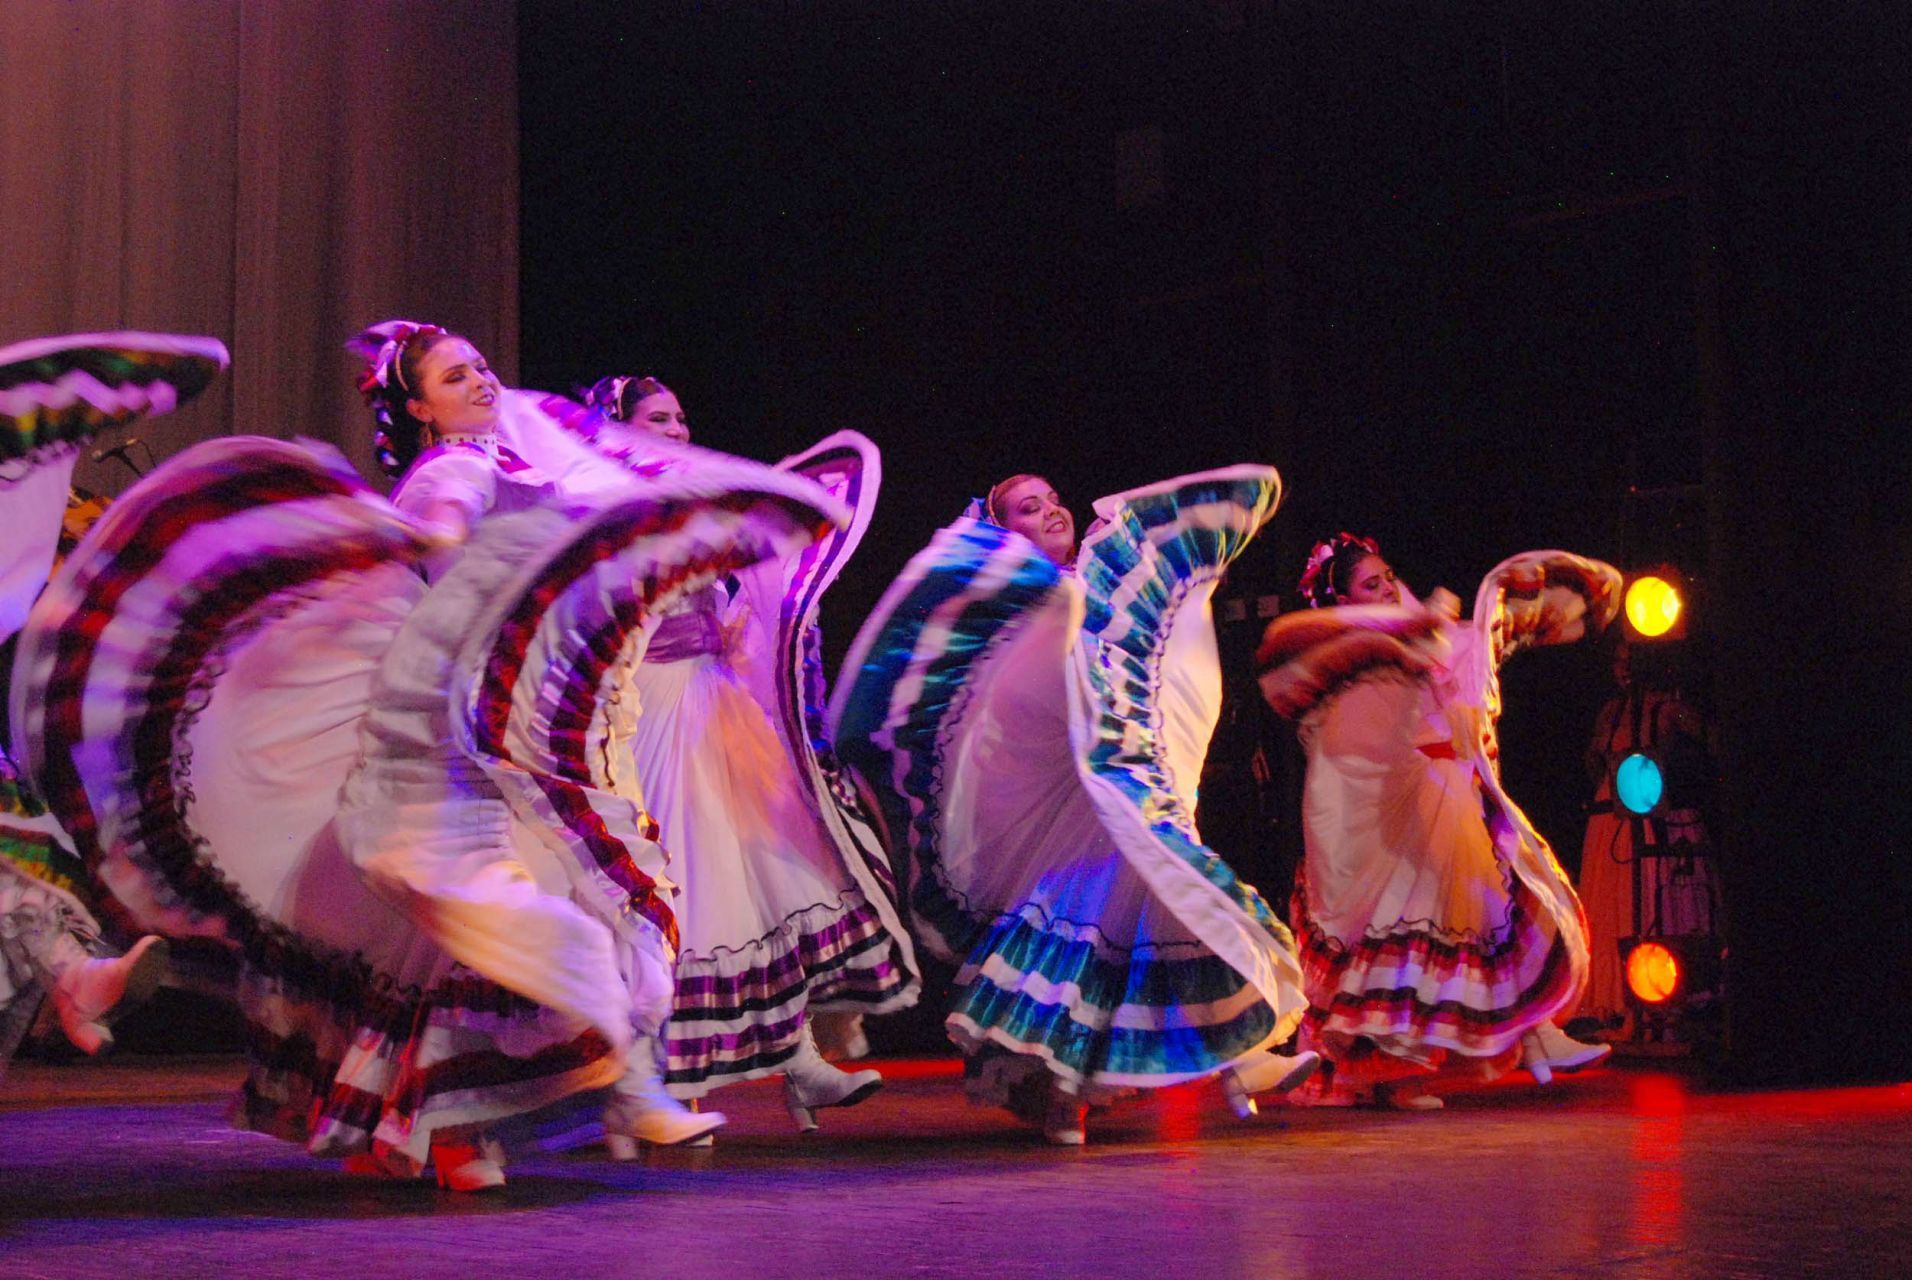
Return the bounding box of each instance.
[832,467,1308,1100]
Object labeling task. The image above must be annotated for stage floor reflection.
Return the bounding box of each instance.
[4,1056,1908,1278]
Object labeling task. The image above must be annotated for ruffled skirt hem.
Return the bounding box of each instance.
[230,969,623,1163]
[1294,867,1578,1082]
[942,903,1284,1091]
[664,890,913,1095]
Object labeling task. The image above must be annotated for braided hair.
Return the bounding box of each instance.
[346,320,456,477]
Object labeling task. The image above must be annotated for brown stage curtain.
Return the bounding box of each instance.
[0,0,518,495]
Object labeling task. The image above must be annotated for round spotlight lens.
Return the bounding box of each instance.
[1627,941,1682,1004]
[1626,575,1683,638]
[1616,753,1665,815]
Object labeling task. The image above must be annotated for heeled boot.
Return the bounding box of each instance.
[603,1034,727,1155]
[342,1147,419,1180]
[1043,1082,1088,1146]
[1373,1081,1445,1110]
[783,1022,883,1133]
[1220,1049,1322,1119]
[1522,1020,1612,1085]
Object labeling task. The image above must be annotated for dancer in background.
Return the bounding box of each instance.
[1,332,221,1076]
[540,374,916,1141]
[830,468,1316,1146]
[0,768,163,1071]
[9,323,841,1186]
[1257,533,1619,1108]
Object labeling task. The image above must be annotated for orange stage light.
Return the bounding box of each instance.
[1626,940,1682,1005]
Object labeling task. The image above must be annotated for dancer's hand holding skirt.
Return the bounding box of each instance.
[830,466,1309,1109]
[10,434,846,1162]
[1257,551,1621,1097]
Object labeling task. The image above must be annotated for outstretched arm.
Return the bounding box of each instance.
[1254,600,1445,672]
[1255,601,1450,721]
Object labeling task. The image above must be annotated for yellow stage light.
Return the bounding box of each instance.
[1625,575,1683,638]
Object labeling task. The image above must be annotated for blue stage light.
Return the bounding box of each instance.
[1616,752,1665,815]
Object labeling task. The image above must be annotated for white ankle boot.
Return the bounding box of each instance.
[431,1135,506,1192]
[1221,1050,1322,1118]
[783,1023,882,1133]
[50,935,168,1055]
[603,1035,727,1153]
[1522,1021,1611,1085]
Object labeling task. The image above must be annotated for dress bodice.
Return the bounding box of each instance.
[390,438,561,578]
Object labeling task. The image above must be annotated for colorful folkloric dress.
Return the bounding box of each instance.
[829,467,1309,1108]
[2,497,124,1074]
[1256,553,1621,1097]
[499,394,918,1096]
[0,761,103,1075]
[1,331,227,1075]
[1,331,229,640]
[9,426,842,1160]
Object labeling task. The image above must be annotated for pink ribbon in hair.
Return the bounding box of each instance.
[346,319,445,398]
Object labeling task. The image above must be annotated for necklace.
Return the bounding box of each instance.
[433,430,497,451]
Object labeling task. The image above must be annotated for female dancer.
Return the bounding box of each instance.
[1257,533,1619,1107]
[9,323,841,1185]
[1,331,220,1073]
[829,467,1317,1145]
[539,374,917,1138]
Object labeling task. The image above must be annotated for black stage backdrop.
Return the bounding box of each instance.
[520,2,1910,1083]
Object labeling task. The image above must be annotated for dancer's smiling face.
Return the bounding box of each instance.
[1342,553,1402,605]
[994,475,1075,565]
[627,389,690,443]
[406,338,501,438]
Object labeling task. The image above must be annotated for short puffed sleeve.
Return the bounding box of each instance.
[389,443,498,525]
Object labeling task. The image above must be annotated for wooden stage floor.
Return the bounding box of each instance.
[3,1055,1909,1278]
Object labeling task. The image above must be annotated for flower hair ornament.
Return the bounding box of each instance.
[345,319,446,476]
[1298,531,1383,609]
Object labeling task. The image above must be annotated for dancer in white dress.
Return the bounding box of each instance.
[1257,533,1620,1107]
[830,469,1318,1145]
[535,375,918,1139]
[9,324,843,1186]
